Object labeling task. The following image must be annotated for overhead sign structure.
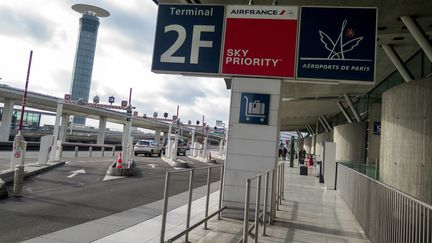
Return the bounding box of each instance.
[152,4,225,75]
[239,93,270,125]
[297,7,377,83]
[222,5,298,78]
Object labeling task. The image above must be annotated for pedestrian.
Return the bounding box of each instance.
[282,145,288,160]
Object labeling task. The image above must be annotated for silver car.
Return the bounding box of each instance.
[134,140,161,157]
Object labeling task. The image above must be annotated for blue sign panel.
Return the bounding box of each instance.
[239,93,270,125]
[152,4,225,75]
[297,7,377,83]
[373,122,381,135]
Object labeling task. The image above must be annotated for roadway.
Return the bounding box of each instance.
[0,153,222,242]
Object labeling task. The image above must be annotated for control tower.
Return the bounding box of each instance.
[70,4,109,125]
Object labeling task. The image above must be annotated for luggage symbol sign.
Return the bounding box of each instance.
[240,93,270,125]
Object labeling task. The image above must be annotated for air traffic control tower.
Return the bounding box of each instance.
[70,4,109,125]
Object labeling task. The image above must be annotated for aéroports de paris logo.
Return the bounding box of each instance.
[319,19,363,60]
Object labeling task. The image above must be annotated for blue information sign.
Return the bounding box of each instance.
[297,7,377,83]
[239,93,270,125]
[152,4,225,75]
[373,122,381,135]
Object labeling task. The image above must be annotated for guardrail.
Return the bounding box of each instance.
[337,163,431,243]
[240,162,285,243]
[59,142,118,158]
[160,164,225,243]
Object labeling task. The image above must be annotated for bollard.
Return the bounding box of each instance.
[13,165,25,197]
[101,147,105,157]
[89,147,93,157]
[112,146,116,156]
[75,146,78,157]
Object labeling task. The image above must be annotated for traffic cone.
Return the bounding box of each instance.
[116,152,123,168]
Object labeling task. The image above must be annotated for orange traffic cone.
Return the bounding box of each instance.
[116,152,123,168]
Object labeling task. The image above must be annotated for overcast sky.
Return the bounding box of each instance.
[0,0,231,130]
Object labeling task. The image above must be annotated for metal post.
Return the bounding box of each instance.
[254,177,261,243]
[276,167,280,210]
[101,147,105,157]
[185,170,194,243]
[74,146,78,157]
[336,101,353,123]
[319,117,329,132]
[381,44,414,82]
[262,172,269,236]
[160,172,170,243]
[13,165,24,197]
[401,16,432,63]
[269,170,275,223]
[218,166,224,220]
[282,164,285,200]
[112,146,116,156]
[204,167,212,229]
[279,165,283,204]
[343,94,362,122]
[167,124,172,158]
[89,147,92,157]
[321,115,332,131]
[243,179,251,243]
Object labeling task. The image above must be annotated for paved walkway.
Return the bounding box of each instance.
[24,165,369,243]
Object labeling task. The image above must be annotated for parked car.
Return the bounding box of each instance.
[134,140,161,157]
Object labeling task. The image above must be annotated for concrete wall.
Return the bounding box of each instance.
[333,122,366,163]
[303,137,312,154]
[315,131,333,162]
[380,77,432,204]
[367,103,381,164]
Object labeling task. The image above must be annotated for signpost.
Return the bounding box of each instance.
[296,7,377,83]
[152,4,225,75]
[222,5,298,78]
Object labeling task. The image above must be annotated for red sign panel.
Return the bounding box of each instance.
[222,6,298,78]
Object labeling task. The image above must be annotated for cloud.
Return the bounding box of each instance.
[0,6,56,43]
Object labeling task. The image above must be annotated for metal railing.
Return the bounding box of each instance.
[241,162,285,243]
[59,142,117,157]
[160,164,225,243]
[337,163,431,243]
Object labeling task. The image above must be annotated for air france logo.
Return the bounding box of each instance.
[230,8,294,17]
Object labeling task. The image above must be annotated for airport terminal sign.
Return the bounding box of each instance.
[297,7,377,83]
[222,6,298,78]
[152,4,225,75]
[239,93,270,125]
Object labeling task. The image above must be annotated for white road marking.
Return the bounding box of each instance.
[67,169,86,178]
[103,174,125,181]
[148,164,156,169]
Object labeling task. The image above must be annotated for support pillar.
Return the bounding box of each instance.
[97,116,107,144]
[401,16,432,63]
[0,99,15,142]
[222,77,281,219]
[337,101,353,123]
[167,124,172,158]
[344,94,362,122]
[50,102,63,162]
[381,44,414,82]
[59,114,70,142]
[154,130,161,143]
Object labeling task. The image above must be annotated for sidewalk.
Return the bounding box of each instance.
[24,165,369,243]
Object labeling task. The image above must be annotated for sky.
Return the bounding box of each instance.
[0,0,231,130]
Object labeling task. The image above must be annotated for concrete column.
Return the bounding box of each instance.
[50,102,63,162]
[303,137,312,154]
[97,116,107,144]
[154,130,161,143]
[222,77,281,219]
[0,99,15,142]
[59,114,70,142]
[367,103,381,164]
[333,122,366,163]
[315,131,333,162]
[380,76,432,204]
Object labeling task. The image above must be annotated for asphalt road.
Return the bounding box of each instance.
[0,154,222,243]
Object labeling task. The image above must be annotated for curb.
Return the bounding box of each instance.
[0,161,65,184]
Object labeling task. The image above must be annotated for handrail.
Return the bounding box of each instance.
[240,162,285,243]
[337,163,432,243]
[160,164,224,243]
